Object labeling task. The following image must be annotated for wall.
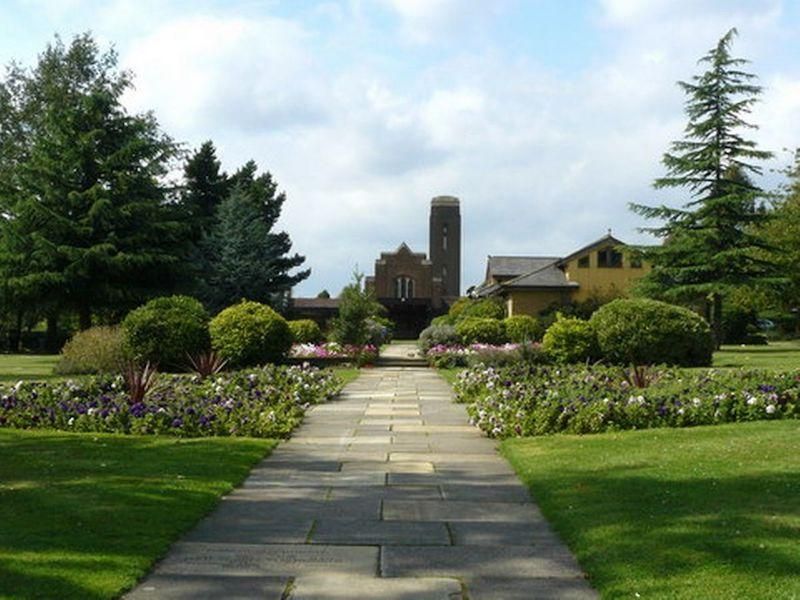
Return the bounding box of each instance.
[563,248,650,302]
[508,289,574,316]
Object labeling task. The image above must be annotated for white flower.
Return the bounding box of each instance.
[68,417,75,426]
[87,408,97,416]
[746,396,757,406]
[766,404,776,415]
[692,398,702,407]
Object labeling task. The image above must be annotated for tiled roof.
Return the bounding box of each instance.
[503,263,579,289]
[486,256,560,279]
[291,298,340,309]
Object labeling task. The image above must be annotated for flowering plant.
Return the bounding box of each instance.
[0,363,342,438]
[455,364,800,438]
[426,342,546,368]
[290,343,378,364]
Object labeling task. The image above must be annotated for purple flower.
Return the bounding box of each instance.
[171,418,183,428]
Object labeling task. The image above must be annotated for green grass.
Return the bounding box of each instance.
[331,366,361,386]
[436,367,462,386]
[0,429,276,599]
[0,354,59,381]
[713,340,800,370]
[503,421,800,599]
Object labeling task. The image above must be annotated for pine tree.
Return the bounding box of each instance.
[199,165,310,312]
[0,33,185,331]
[630,28,781,346]
[182,140,229,239]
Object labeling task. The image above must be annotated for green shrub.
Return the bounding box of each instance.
[419,324,460,352]
[430,314,456,327]
[365,316,393,346]
[590,298,714,367]
[456,317,507,345]
[542,315,598,363]
[210,300,292,367]
[504,315,543,343]
[455,297,506,321]
[122,296,209,370]
[288,319,323,344]
[55,326,131,374]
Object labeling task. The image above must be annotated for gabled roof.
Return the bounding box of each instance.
[557,233,626,267]
[292,297,340,309]
[485,256,560,280]
[502,263,579,289]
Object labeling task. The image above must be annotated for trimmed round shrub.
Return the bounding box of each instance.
[430,314,456,327]
[456,317,507,345]
[56,326,131,374]
[288,319,323,344]
[456,298,506,321]
[504,315,543,343]
[419,324,460,352]
[590,298,713,367]
[122,296,210,370]
[542,315,598,363]
[210,300,292,367]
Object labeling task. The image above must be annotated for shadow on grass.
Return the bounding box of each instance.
[524,467,800,595]
[0,431,274,599]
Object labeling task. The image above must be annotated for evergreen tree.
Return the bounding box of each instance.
[330,271,385,345]
[200,165,310,312]
[630,29,780,346]
[182,140,229,239]
[0,33,185,331]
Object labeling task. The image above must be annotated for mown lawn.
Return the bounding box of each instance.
[713,340,800,370]
[0,429,276,599]
[0,354,59,381]
[503,421,800,599]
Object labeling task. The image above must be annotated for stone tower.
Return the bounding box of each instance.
[429,195,461,299]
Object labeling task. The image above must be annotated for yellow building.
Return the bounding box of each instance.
[473,234,650,316]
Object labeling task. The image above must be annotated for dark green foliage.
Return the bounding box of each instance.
[455,317,507,345]
[122,296,210,370]
[181,141,229,239]
[198,168,309,313]
[721,304,759,344]
[590,298,714,366]
[504,315,543,342]
[418,324,459,352]
[209,300,292,366]
[330,272,384,345]
[629,29,781,345]
[288,319,323,344]
[0,33,185,330]
[541,314,598,363]
[450,297,505,321]
[55,326,131,374]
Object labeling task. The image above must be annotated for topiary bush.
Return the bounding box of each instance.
[288,319,323,344]
[56,326,131,375]
[504,315,543,343]
[418,324,460,352]
[541,314,598,363]
[455,297,506,321]
[456,317,507,345]
[122,296,210,370]
[210,300,292,367]
[590,298,714,367]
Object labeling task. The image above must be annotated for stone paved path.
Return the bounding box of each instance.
[127,367,597,599]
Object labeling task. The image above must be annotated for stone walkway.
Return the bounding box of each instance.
[127,367,596,599]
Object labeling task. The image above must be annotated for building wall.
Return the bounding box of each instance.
[508,289,574,316]
[373,249,435,301]
[563,247,650,302]
[429,196,461,298]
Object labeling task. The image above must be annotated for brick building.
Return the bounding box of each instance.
[365,196,461,337]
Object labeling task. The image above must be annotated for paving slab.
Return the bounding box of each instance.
[289,574,462,599]
[381,546,585,579]
[310,519,450,545]
[464,577,597,599]
[383,500,541,523]
[154,542,379,577]
[124,575,288,599]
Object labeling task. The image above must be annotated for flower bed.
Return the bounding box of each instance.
[426,343,546,368]
[290,342,378,365]
[0,364,342,438]
[454,364,800,438]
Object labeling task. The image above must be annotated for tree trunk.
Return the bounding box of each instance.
[707,293,723,350]
[45,313,60,353]
[9,310,22,352]
[78,305,92,331]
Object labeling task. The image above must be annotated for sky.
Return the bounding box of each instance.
[2,0,800,297]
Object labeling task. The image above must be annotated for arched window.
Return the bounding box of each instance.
[394,276,414,299]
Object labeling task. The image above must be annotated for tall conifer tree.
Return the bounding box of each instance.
[0,34,185,331]
[630,29,780,345]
